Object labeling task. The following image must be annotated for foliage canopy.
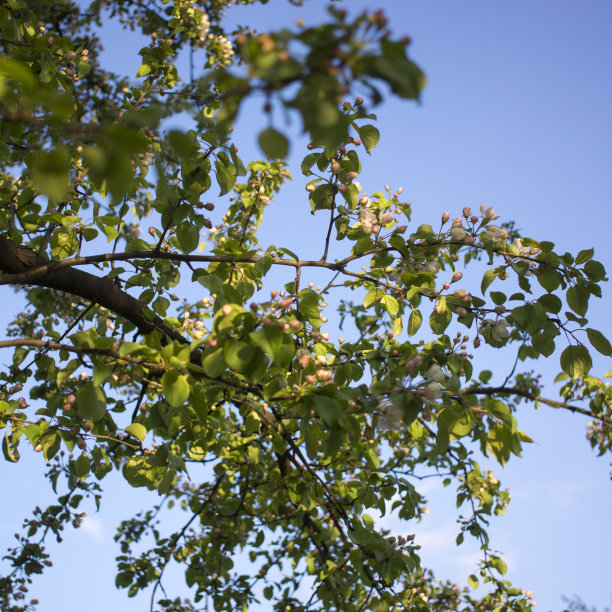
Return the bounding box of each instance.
[0,1,610,610]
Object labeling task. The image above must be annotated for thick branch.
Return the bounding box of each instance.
[459,386,611,424]
[0,237,185,343]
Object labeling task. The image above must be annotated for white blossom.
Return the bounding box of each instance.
[479,318,510,342]
[426,364,445,382]
[378,401,403,430]
[450,226,466,240]
[424,382,443,401]
[484,225,507,243]
[480,203,499,220]
[422,261,440,275]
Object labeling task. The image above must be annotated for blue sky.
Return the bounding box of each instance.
[1,1,611,610]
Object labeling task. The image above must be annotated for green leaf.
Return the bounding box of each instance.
[50,228,79,259]
[537,293,562,314]
[125,423,147,442]
[214,160,236,196]
[176,221,200,253]
[566,284,589,316]
[532,333,555,357]
[575,248,594,265]
[2,433,18,462]
[560,345,592,379]
[481,269,497,295]
[161,371,190,408]
[250,325,283,362]
[392,316,403,337]
[364,288,385,308]
[586,328,612,356]
[407,309,422,337]
[584,259,606,282]
[137,64,151,77]
[429,307,451,335]
[258,127,289,159]
[74,452,91,478]
[381,294,399,317]
[76,382,107,421]
[356,125,380,152]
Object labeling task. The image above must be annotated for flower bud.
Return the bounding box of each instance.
[462,207,471,218]
[306,183,316,192]
[346,171,358,181]
[452,271,463,283]
[441,212,450,223]
[221,304,232,316]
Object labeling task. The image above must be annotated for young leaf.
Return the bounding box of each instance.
[258,127,289,159]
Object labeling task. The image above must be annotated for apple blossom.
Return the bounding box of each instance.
[480,203,499,220]
[378,402,403,430]
[484,225,507,243]
[426,364,445,382]
[479,318,510,342]
[424,382,443,401]
[422,261,440,275]
[379,211,394,225]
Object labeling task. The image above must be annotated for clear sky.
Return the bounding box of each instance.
[1,1,611,610]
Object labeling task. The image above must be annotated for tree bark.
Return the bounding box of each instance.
[0,237,185,343]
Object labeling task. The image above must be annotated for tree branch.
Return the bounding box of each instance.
[0,237,185,343]
[459,386,611,424]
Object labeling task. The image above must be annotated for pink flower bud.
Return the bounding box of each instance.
[346,171,358,181]
[270,290,278,298]
[330,159,341,174]
[465,235,476,245]
[470,215,478,224]
[353,138,362,146]
[290,320,301,329]
[338,185,347,193]
[452,272,463,283]
[279,297,293,309]
[394,225,407,234]
[208,338,217,347]
[221,304,232,316]
[441,212,450,223]
[320,332,330,341]
[306,183,316,192]
[355,97,364,106]
[305,375,316,384]
[316,369,332,381]
[298,354,310,368]
[443,282,450,290]
[462,207,471,218]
